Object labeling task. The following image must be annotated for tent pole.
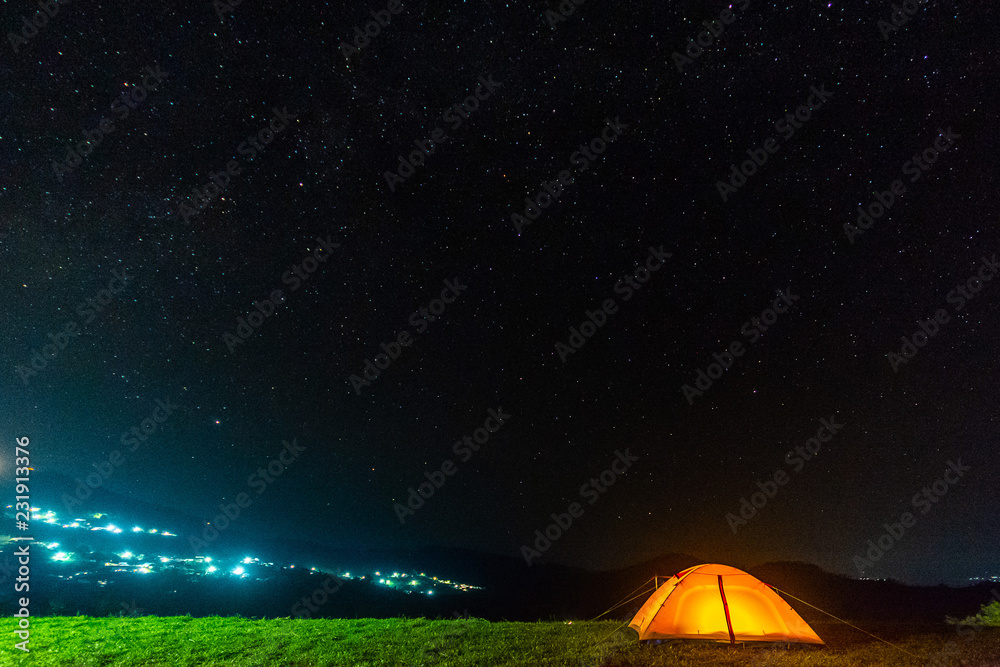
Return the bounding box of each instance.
[717,575,736,645]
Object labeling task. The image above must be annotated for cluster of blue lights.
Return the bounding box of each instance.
[6,506,484,593]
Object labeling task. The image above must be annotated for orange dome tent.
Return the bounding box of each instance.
[627,564,824,645]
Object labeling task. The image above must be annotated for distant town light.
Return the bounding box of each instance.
[121,552,133,559]
[207,566,217,573]
[232,566,245,575]
[137,567,151,574]
[242,557,253,564]
[133,526,144,532]
[53,552,70,562]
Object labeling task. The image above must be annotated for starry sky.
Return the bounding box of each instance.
[2,0,998,586]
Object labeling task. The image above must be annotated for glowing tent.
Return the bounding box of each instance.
[627,564,824,645]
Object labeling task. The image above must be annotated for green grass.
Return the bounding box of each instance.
[949,600,1000,627]
[15,616,1000,666]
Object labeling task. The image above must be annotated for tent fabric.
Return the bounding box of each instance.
[627,564,824,645]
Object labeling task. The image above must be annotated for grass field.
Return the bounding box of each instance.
[14,616,1000,666]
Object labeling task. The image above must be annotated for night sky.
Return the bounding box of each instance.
[2,0,998,586]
